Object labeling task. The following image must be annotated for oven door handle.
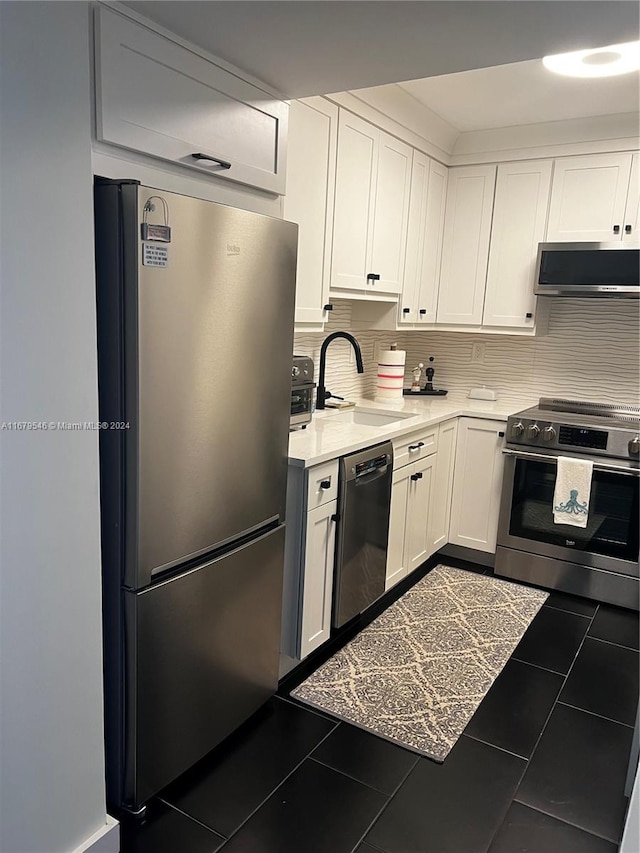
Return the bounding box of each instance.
[502,448,640,477]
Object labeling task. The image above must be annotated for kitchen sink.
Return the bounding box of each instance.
[324,407,417,427]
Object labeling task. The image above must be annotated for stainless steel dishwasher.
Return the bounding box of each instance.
[333,442,393,628]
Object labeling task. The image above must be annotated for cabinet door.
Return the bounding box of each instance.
[436,165,497,325]
[95,7,288,194]
[284,99,338,327]
[299,501,337,658]
[483,160,552,329]
[429,419,458,553]
[406,455,436,573]
[546,153,633,242]
[386,465,411,590]
[401,155,447,325]
[449,418,507,553]
[370,132,412,294]
[331,111,379,292]
[623,153,640,243]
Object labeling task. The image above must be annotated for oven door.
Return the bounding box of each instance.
[498,448,639,577]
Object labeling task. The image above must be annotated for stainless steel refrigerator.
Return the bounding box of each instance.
[94,179,297,815]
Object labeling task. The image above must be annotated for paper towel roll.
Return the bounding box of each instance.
[376,348,406,400]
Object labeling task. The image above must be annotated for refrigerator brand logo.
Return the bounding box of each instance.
[566,539,576,547]
[227,243,241,256]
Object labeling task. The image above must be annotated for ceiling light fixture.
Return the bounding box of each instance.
[542,41,640,78]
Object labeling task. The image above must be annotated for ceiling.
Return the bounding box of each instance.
[124,1,639,99]
[398,57,640,132]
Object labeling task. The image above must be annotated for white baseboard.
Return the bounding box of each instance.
[71,815,119,853]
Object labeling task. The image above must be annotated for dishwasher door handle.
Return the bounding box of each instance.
[355,465,389,486]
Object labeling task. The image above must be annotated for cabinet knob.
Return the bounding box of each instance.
[525,312,533,319]
[498,431,505,438]
[419,309,427,315]
[410,472,423,481]
[613,224,621,234]
[331,513,340,523]
[366,273,381,282]
[625,225,633,234]
[323,303,334,312]
[402,307,411,314]
[319,479,331,490]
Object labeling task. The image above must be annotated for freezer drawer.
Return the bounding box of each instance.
[115,525,285,810]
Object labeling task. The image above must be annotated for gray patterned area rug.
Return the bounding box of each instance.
[291,565,548,762]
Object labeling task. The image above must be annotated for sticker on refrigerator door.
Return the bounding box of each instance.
[142,242,168,268]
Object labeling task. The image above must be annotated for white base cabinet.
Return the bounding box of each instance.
[299,501,337,657]
[281,460,339,663]
[429,419,458,553]
[385,424,446,591]
[449,418,507,554]
[386,454,436,590]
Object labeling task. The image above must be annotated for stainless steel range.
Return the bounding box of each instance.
[495,398,639,610]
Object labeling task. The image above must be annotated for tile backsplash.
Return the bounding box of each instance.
[293,299,640,407]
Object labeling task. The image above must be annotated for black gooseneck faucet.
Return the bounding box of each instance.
[316,331,364,410]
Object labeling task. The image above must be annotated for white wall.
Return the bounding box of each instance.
[0,3,110,851]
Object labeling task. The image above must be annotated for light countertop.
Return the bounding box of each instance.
[288,392,537,468]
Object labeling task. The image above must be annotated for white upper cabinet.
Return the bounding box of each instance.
[483,160,553,329]
[546,153,634,242]
[331,110,411,296]
[624,153,640,242]
[436,164,497,325]
[283,98,338,328]
[94,7,288,194]
[370,134,413,293]
[400,154,448,326]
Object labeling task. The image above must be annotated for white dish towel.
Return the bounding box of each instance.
[553,457,593,528]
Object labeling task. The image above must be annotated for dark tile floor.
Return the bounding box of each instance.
[119,570,639,853]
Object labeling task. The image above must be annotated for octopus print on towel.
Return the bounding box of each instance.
[291,565,547,762]
[555,489,588,516]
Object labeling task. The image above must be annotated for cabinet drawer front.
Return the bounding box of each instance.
[392,427,438,469]
[306,460,339,510]
[95,7,287,194]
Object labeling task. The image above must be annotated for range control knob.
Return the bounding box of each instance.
[526,423,540,440]
[292,365,300,379]
[511,422,525,438]
[542,426,557,442]
[629,436,640,457]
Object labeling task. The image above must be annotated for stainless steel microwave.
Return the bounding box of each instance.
[534,242,640,298]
